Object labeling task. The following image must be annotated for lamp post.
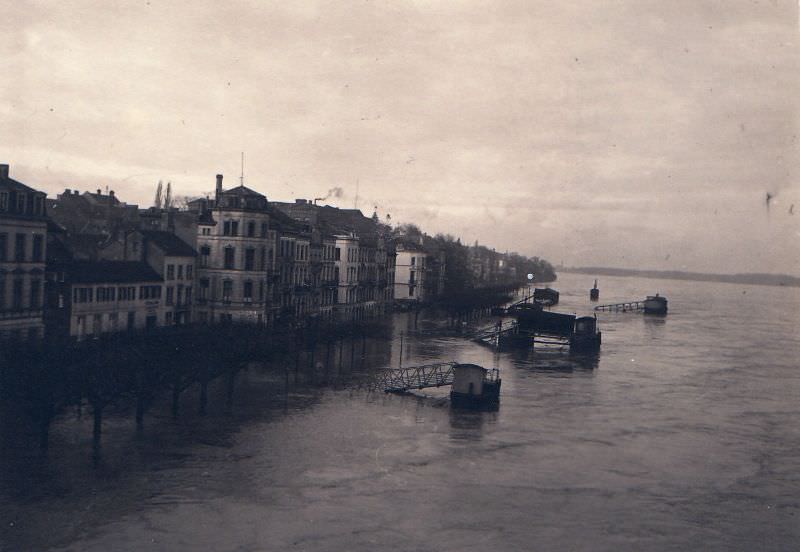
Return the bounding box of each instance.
[527,273,534,302]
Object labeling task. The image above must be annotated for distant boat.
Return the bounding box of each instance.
[643,294,668,315]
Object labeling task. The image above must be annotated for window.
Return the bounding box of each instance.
[224,247,235,270]
[335,247,341,261]
[201,227,211,236]
[16,194,25,213]
[243,281,253,302]
[165,311,173,325]
[92,314,102,335]
[185,286,192,303]
[411,256,416,266]
[177,265,183,280]
[247,221,256,237]
[167,264,175,280]
[29,279,41,309]
[0,192,7,211]
[0,233,6,261]
[109,313,119,332]
[260,223,268,237]
[14,234,25,262]
[259,248,266,271]
[259,280,264,301]
[245,248,255,271]
[198,278,209,301]
[32,235,43,262]
[223,220,239,236]
[200,245,210,268]
[186,265,193,280]
[222,280,233,303]
[166,286,174,305]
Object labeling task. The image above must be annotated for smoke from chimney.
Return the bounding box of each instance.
[313,186,344,205]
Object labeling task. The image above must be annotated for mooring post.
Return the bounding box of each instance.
[399,331,404,368]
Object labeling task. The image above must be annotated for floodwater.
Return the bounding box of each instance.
[2,272,799,551]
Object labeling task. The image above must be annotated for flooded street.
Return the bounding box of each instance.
[2,272,800,551]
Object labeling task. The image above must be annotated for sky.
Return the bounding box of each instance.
[3,0,799,274]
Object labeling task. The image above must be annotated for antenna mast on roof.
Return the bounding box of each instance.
[240,152,245,186]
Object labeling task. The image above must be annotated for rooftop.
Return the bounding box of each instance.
[141,230,197,257]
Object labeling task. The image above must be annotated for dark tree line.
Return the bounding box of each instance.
[0,319,391,455]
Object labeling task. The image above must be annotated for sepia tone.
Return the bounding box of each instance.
[1,2,799,551]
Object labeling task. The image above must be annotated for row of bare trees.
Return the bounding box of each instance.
[0,320,389,455]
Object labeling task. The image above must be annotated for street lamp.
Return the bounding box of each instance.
[527,273,534,302]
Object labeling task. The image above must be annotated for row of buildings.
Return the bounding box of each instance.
[3,164,489,342]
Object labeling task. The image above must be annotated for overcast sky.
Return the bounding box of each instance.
[3,1,799,274]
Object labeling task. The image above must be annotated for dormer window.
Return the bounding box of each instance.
[16,193,25,213]
[0,192,8,211]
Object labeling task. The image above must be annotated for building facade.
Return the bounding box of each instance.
[394,242,427,304]
[0,164,47,342]
[191,175,276,325]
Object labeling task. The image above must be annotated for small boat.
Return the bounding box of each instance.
[643,294,668,315]
[589,279,599,301]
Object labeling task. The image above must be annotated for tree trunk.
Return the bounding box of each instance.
[136,394,145,431]
[92,404,103,449]
[171,381,181,419]
[225,370,235,413]
[39,416,51,453]
[199,379,208,416]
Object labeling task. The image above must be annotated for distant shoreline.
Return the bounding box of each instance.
[560,267,800,289]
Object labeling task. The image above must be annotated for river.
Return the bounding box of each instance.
[2,272,799,551]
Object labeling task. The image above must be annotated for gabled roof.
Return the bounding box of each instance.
[141,230,197,257]
[65,260,163,284]
[0,175,43,195]
[222,185,265,198]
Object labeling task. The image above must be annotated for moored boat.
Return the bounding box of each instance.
[643,294,668,315]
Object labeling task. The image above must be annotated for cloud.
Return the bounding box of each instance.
[2,0,798,273]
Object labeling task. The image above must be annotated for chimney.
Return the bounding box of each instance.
[215,174,223,204]
[295,199,308,204]
[97,189,102,195]
[74,190,79,195]
[0,164,8,179]
[64,188,71,195]
[109,190,115,197]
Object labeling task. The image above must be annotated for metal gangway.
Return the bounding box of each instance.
[368,361,457,393]
[594,301,645,312]
[470,321,571,349]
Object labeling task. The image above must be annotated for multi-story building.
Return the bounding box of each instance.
[140,230,197,326]
[272,200,396,322]
[0,164,47,342]
[394,241,427,304]
[189,175,276,325]
[62,260,166,340]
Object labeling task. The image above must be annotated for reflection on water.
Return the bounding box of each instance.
[2,273,800,551]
